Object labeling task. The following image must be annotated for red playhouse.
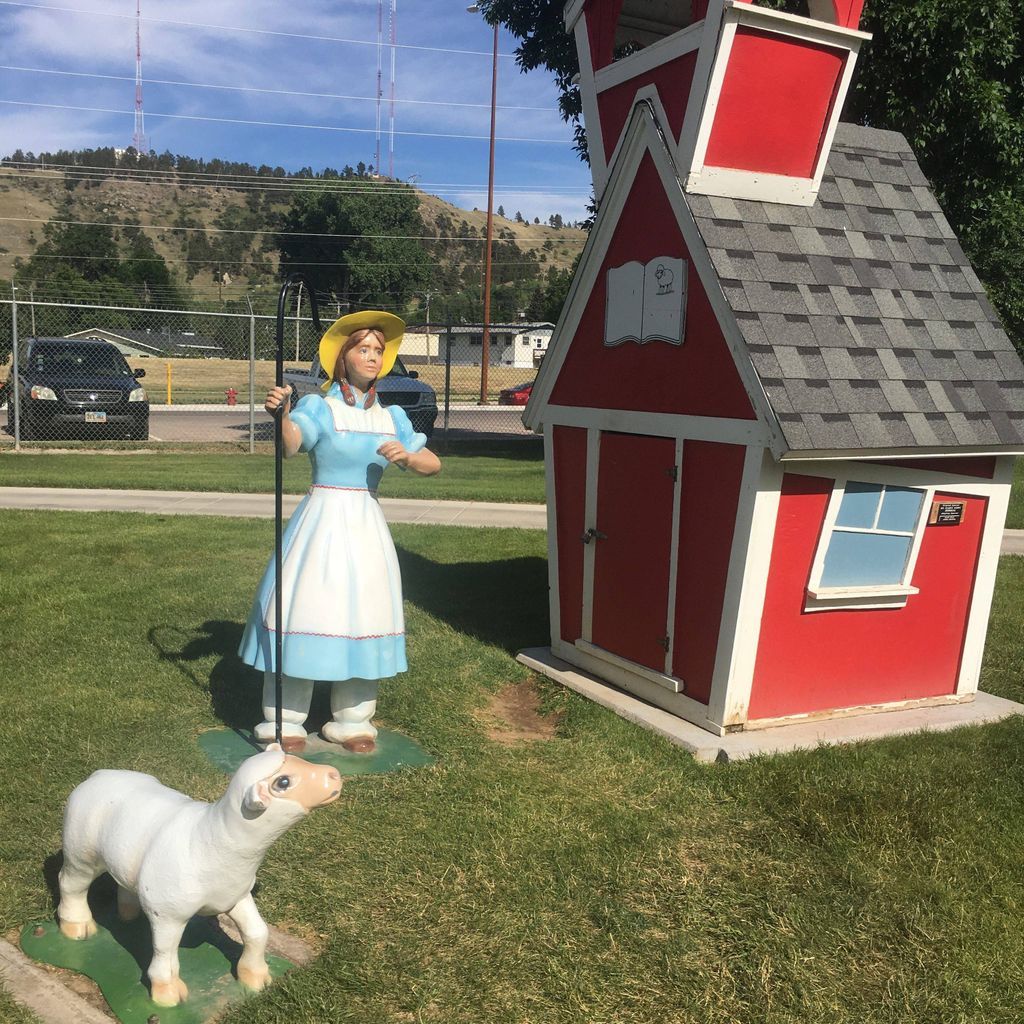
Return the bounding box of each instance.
[522,0,1024,738]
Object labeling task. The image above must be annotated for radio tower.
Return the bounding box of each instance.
[132,0,148,154]
[388,0,396,178]
[374,0,383,175]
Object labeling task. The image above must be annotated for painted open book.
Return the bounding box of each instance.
[604,257,687,346]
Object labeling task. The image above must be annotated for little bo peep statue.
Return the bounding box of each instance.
[239,311,441,752]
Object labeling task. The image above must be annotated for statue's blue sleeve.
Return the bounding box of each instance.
[289,394,325,452]
[387,405,427,454]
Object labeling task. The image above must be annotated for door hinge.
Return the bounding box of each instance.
[665,465,679,482]
[581,527,608,545]
[656,635,670,651]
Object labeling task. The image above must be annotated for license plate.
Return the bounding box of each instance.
[85,411,107,423]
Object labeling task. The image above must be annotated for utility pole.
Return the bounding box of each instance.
[467,5,498,404]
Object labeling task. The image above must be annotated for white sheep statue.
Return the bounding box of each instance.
[56,744,342,1007]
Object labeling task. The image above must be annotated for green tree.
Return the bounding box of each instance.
[276,181,430,309]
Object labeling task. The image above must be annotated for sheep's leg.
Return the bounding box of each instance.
[228,893,270,992]
[117,885,141,922]
[147,915,189,1007]
[56,856,101,940]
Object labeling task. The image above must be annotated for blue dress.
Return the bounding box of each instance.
[238,383,427,681]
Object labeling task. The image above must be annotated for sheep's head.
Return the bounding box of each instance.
[234,745,343,817]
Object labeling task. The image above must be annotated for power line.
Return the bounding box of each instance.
[0,1,521,58]
[0,65,557,113]
[0,100,567,145]
[0,215,586,245]
[0,165,590,199]
[7,252,558,268]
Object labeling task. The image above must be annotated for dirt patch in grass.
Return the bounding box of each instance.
[480,678,564,745]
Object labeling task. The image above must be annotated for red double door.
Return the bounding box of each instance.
[589,432,678,674]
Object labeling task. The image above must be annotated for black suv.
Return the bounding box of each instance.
[10,337,149,440]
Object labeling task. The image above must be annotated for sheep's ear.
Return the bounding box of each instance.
[243,779,273,814]
[265,742,283,753]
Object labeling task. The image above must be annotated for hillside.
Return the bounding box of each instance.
[0,164,586,313]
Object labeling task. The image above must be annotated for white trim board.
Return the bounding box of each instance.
[955,454,1015,697]
[711,448,783,729]
[594,19,705,91]
[543,404,770,444]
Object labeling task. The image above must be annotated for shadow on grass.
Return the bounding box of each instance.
[148,621,261,732]
[397,547,550,653]
[147,548,549,734]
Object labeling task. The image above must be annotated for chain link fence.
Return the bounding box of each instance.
[0,297,545,450]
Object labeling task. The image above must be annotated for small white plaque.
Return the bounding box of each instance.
[605,257,686,347]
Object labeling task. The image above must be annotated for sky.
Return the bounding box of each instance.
[0,0,595,224]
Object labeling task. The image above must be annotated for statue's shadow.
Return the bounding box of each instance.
[147,548,550,735]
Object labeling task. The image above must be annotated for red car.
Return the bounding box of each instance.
[498,380,534,406]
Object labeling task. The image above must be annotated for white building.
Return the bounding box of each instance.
[438,323,554,369]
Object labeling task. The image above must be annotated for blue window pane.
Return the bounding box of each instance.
[834,481,881,529]
[820,532,913,587]
[878,486,924,533]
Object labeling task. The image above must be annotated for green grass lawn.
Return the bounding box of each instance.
[1007,456,1024,529]
[0,447,546,504]
[2,511,1024,1023]
[2,453,1021,526]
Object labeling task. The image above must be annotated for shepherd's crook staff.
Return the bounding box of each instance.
[272,275,323,746]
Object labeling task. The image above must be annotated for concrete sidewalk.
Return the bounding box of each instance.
[0,487,1022,550]
[0,486,547,530]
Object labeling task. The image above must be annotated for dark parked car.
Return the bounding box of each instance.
[285,354,438,438]
[12,337,149,440]
[498,380,534,406]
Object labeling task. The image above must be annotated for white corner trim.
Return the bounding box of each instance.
[563,0,586,32]
[573,16,609,197]
[575,639,684,693]
[677,0,729,171]
[955,455,1015,696]
[710,449,782,728]
[594,19,705,92]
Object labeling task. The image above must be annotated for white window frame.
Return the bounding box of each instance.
[805,475,932,611]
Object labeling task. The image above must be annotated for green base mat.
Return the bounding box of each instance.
[21,901,293,1024]
[198,726,434,776]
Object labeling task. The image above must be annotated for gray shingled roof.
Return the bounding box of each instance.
[687,122,1024,453]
